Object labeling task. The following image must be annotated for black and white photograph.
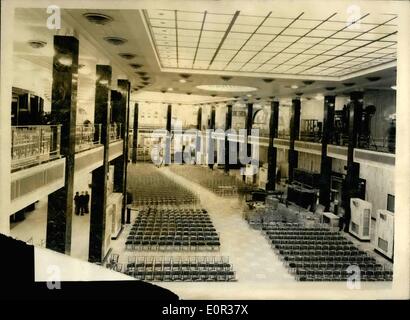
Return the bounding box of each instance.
[0,0,409,303]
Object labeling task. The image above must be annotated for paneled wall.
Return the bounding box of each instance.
[298,152,321,173]
[332,159,347,174]
[363,89,396,142]
[360,164,395,218]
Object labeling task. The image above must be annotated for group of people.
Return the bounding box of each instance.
[74,191,90,216]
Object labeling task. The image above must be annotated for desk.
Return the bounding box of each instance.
[321,212,340,228]
[287,185,317,210]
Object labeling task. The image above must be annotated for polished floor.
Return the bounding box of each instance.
[10,163,393,299]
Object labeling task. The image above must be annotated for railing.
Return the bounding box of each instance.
[299,132,322,143]
[109,123,122,142]
[75,124,102,153]
[11,125,61,172]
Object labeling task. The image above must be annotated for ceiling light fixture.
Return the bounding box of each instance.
[295,92,303,96]
[137,71,147,76]
[263,78,274,83]
[118,53,136,60]
[325,87,336,91]
[180,74,191,79]
[221,76,232,81]
[28,40,47,49]
[179,79,187,83]
[291,85,298,89]
[83,13,114,25]
[104,37,128,46]
[196,85,257,92]
[391,85,397,90]
[367,76,381,82]
[130,64,143,69]
[343,82,355,87]
[141,76,150,81]
[167,87,173,91]
[246,94,252,97]
[302,80,315,85]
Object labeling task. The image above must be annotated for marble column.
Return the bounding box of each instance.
[88,65,111,263]
[343,91,363,231]
[266,100,279,191]
[288,98,301,183]
[112,80,130,224]
[224,105,233,173]
[164,104,172,165]
[46,35,79,254]
[319,96,335,210]
[131,103,139,163]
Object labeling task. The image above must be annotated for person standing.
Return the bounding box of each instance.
[84,191,90,214]
[79,191,86,216]
[74,192,80,216]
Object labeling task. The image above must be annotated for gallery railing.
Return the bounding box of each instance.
[11,125,61,172]
[75,124,102,152]
[109,123,122,142]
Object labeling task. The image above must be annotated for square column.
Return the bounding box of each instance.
[288,98,301,183]
[266,100,279,191]
[224,105,233,173]
[131,103,139,163]
[46,36,79,254]
[88,65,111,263]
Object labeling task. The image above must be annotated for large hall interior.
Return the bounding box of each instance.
[1,0,409,299]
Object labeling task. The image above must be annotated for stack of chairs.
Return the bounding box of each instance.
[123,256,236,282]
[170,165,254,197]
[128,164,200,206]
[262,222,393,282]
[125,208,220,251]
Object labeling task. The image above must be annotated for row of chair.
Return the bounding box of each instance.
[125,238,221,251]
[260,222,392,282]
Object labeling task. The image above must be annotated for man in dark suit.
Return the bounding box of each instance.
[74,192,80,215]
[84,191,90,214]
[79,192,85,216]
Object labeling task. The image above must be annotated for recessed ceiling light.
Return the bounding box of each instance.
[179,79,187,83]
[83,13,114,25]
[366,76,381,82]
[302,80,315,85]
[118,53,136,60]
[28,40,47,48]
[290,85,299,89]
[104,37,128,46]
[343,82,355,87]
[196,85,257,92]
[167,87,173,91]
[130,64,143,69]
[246,94,252,97]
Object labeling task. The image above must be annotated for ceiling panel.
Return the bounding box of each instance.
[144,9,397,79]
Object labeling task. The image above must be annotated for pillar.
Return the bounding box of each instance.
[244,103,253,180]
[224,105,233,173]
[88,65,111,263]
[319,96,335,210]
[288,98,301,183]
[266,100,279,191]
[165,104,172,165]
[343,91,363,231]
[111,80,130,224]
[208,106,216,168]
[46,35,79,254]
[131,103,139,163]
